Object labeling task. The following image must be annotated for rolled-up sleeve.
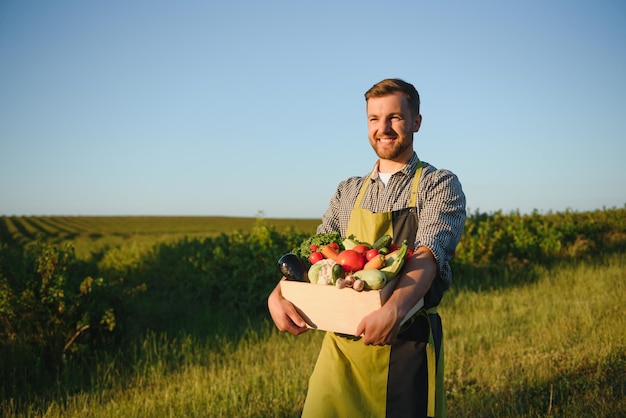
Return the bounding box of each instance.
[415,168,466,289]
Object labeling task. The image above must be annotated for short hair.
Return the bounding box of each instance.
[365,78,420,116]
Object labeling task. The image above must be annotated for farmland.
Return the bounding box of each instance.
[0,215,320,259]
[1,209,625,417]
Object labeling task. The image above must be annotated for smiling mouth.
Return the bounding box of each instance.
[378,138,396,143]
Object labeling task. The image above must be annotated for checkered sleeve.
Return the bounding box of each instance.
[316,176,364,237]
[416,167,466,289]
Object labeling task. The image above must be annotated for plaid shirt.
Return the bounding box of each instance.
[317,152,466,288]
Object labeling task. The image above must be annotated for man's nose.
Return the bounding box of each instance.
[379,118,393,133]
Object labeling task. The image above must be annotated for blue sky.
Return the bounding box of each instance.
[1,0,625,218]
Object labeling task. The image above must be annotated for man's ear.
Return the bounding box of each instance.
[413,114,422,132]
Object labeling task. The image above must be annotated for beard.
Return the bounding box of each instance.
[371,138,413,161]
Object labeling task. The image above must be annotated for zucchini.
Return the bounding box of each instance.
[380,240,409,282]
[372,234,393,250]
[352,269,387,290]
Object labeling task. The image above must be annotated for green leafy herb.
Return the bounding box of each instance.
[291,232,344,263]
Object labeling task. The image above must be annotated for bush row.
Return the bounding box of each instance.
[457,207,626,266]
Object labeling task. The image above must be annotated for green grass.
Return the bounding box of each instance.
[442,254,625,416]
[2,253,623,417]
[2,325,323,418]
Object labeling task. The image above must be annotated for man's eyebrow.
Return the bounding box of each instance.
[380,112,404,118]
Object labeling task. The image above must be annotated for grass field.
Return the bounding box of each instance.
[1,215,624,417]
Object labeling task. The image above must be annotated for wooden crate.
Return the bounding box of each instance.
[280,280,423,336]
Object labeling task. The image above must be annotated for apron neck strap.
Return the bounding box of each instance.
[408,160,423,207]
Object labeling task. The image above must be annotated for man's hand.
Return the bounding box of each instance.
[356,246,438,346]
[356,304,401,345]
[267,280,309,335]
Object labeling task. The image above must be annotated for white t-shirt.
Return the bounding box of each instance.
[378,172,392,187]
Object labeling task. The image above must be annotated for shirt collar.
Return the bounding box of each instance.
[369,152,420,181]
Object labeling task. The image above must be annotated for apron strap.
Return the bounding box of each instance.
[408,160,423,207]
[422,306,438,417]
[354,170,373,208]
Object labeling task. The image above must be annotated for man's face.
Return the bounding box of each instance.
[367,92,422,163]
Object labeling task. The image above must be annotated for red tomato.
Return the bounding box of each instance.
[335,250,365,273]
[328,242,340,251]
[389,243,400,252]
[309,251,324,265]
[309,245,319,251]
[405,247,414,259]
[365,248,380,261]
[352,244,370,255]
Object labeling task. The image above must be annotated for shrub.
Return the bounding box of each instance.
[0,242,142,397]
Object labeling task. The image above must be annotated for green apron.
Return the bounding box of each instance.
[302,162,446,418]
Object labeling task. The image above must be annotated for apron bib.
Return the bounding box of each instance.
[302,162,446,417]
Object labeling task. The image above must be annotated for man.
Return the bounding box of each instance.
[268,78,466,417]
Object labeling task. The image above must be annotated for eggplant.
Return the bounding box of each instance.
[277,253,309,282]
